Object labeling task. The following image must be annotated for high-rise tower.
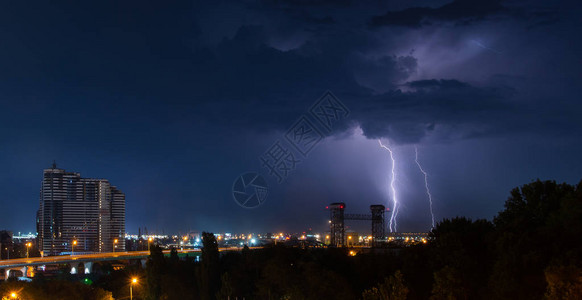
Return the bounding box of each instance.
[37,163,125,255]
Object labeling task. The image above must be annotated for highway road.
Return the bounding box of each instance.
[0,247,258,269]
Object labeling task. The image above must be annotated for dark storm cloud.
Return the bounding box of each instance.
[258,0,352,7]
[188,0,578,147]
[351,79,516,144]
[179,13,578,146]
[350,76,581,144]
[280,8,336,24]
[370,0,507,28]
[407,79,469,89]
[171,22,524,146]
[525,9,560,29]
[0,0,573,147]
[350,54,418,93]
[369,0,563,30]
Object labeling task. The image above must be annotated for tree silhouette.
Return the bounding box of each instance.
[430,266,469,300]
[544,265,582,299]
[198,232,220,300]
[145,244,164,300]
[362,270,408,300]
[492,180,582,299]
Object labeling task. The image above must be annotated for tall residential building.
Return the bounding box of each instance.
[37,163,125,256]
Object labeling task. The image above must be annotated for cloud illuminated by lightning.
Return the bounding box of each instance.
[378,139,399,232]
[415,146,435,229]
[470,40,501,54]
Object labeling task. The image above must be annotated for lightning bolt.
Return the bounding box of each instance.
[415,146,435,229]
[378,139,399,232]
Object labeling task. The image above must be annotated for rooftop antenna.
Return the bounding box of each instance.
[52,160,57,169]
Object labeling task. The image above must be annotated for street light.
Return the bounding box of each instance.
[26,242,31,258]
[113,239,118,253]
[9,292,17,299]
[72,240,77,256]
[130,277,138,300]
[148,237,153,251]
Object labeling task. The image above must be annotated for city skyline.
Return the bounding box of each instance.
[3,156,580,236]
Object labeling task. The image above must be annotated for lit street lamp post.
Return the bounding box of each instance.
[130,278,138,300]
[2,291,18,299]
[148,237,153,251]
[182,236,188,251]
[72,240,77,256]
[113,239,118,253]
[26,242,31,258]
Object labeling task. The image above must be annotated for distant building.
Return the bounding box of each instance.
[0,230,13,259]
[37,163,125,256]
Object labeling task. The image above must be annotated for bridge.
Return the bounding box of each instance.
[0,247,260,279]
[328,202,386,247]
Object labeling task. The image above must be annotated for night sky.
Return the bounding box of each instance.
[1,0,581,235]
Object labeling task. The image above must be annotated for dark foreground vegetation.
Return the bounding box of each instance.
[1,179,581,300]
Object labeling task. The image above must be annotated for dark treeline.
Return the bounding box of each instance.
[1,179,581,299]
[134,179,582,299]
[0,277,113,299]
